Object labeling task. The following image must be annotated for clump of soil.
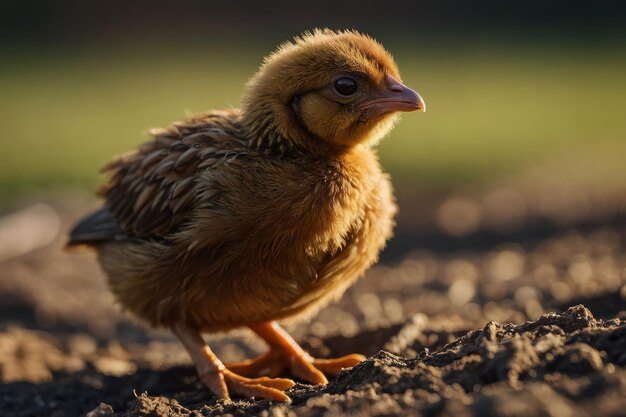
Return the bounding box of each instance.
[1,194,625,416]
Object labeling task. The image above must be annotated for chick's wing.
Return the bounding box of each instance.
[100,110,246,239]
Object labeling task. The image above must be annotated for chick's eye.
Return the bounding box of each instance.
[334,77,358,96]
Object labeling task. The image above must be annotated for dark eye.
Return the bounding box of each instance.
[333,77,358,96]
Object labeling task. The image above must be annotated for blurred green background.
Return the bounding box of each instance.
[1,1,625,201]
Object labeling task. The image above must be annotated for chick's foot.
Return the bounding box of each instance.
[226,321,365,385]
[203,368,294,402]
[227,350,364,384]
[173,324,294,402]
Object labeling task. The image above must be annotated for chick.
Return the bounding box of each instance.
[67,29,425,402]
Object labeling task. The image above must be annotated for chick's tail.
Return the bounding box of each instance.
[65,206,121,252]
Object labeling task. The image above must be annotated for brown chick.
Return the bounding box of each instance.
[67,29,425,402]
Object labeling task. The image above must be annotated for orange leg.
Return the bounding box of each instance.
[226,321,365,385]
[172,324,294,402]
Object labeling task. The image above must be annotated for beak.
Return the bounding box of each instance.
[361,75,425,121]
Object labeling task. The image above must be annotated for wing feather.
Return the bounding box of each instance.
[72,110,246,243]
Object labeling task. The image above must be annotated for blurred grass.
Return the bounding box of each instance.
[1,41,625,201]
[392,42,626,192]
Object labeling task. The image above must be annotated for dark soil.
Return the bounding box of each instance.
[1,189,626,417]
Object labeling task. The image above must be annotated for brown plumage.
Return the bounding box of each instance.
[68,29,425,402]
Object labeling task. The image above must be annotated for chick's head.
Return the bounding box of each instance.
[243,29,425,150]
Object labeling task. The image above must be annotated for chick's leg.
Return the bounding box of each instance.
[172,324,294,402]
[226,321,365,384]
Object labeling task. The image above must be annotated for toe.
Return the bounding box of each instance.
[199,371,231,402]
[224,351,281,377]
[313,353,366,376]
[235,383,291,403]
[222,370,293,402]
[255,387,291,403]
[250,377,296,391]
[289,356,328,385]
[225,371,295,390]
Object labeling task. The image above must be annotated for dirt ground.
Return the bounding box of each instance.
[1,186,626,417]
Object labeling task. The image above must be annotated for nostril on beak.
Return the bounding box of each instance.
[390,85,403,93]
